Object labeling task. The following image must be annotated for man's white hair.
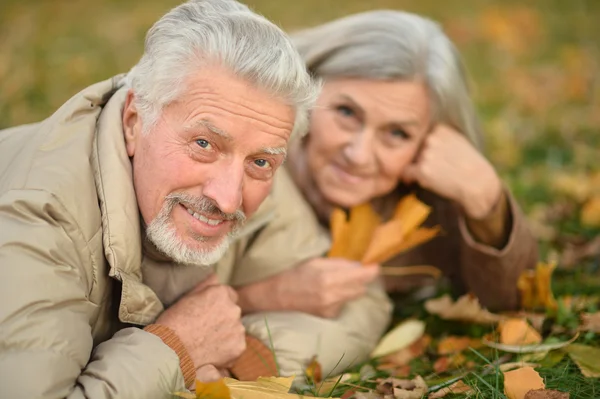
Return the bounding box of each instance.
[123,0,318,138]
[291,10,484,150]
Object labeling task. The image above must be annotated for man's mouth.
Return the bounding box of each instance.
[183,205,224,226]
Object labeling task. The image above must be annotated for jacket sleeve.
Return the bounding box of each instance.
[0,190,186,399]
[241,280,392,378]
[458,188,538,311]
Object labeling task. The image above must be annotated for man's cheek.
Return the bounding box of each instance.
[241,183,272,218]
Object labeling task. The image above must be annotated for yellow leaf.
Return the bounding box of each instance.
[305,356,322,384]
[517,261,558,311]
[425,294,504,324]
[371,319,426,358]
[503,366,545,399]
[499,362,541,372]
[393,193,432,237]
[499,319,542,346]
[225,376,320,399]
[581,196,600,227]
[196,379,231,399]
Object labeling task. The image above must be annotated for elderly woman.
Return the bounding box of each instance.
[233,10,538,379]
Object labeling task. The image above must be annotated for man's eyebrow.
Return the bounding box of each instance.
[185,119,233,141]
[262,146,287,159]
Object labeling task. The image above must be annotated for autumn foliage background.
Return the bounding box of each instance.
[2,0,599,316]
[1,0,599,274]
[1,0,599,397]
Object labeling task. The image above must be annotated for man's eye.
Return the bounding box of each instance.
[391,128,409,139]
[196,139,212,149]
[336,105,355,117]
[254,159,270,168]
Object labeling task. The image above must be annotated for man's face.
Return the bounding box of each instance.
[123,66,295,265]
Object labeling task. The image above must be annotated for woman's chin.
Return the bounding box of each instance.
[322,187,370,209]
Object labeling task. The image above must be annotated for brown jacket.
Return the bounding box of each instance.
[378,186,538,311]
[0,76,391,398]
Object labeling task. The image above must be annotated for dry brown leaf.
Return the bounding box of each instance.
[425,294,504,324]
[524,389,569,399]
[329,208,349,258]
[434,353,467,374]
[305,356,322,384]
[580,312,600,333]
[379,335,431,367]
[371,319,426,358]
[503,367,545,399]
[428,381,473,398]
[499,319,542,345]
[561,237,600,268]
[437,336,480,355]
[376,376,428,399]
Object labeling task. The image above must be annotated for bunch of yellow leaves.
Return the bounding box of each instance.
[328,194,440,270]
[517,261,558,310]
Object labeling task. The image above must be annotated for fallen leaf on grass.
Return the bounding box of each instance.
[517,261,558,311]
[176,376,324,399]
[503,366,545,399]
[433,353,467,374]
[305,356,322,384]
[564,344,600,378]
[379,335,431,368]
[376,376,428,399]
[371,319,426,358]
[437,336,481,355]
[524,389,569,399]
[483,332,579,353]
[581,195,600,227]
[428,380,474,398]
[425,294,503,324]
[499,319,542,345]
[580,312,600,333]
[499,362,541,372]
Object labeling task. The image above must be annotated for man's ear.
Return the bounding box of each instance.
[123,90,141,157]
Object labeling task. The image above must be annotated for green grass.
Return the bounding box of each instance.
[2,1,599,397]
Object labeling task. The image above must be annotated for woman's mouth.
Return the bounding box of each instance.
[330,163,368,185]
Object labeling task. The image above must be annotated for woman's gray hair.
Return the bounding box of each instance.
[124,0,318,138]
[291,10,484,150]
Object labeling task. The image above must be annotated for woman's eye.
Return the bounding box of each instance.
[254,159,271,168]
[196,139,212,149]
[336,105,355,117]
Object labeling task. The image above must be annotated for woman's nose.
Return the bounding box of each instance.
[342,131,375,167]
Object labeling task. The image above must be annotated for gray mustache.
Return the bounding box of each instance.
[165,192,246,223]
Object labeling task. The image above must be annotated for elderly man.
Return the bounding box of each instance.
[0,0,332,397]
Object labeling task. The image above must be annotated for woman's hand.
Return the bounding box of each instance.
[402,125,502,219]
[236,257,380,319]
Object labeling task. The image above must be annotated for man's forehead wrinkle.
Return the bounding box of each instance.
[183,89,294,131]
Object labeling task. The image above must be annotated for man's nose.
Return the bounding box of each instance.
[201,159,244,215]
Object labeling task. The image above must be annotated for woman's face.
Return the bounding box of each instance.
[305,78,431,208]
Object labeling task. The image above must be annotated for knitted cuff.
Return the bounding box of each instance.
[229,335,279,381]
[144,324,196,388]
